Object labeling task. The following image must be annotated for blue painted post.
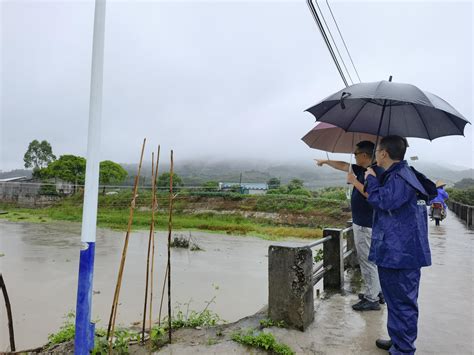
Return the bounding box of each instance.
[76,243,96,353]
[74,0,106,354]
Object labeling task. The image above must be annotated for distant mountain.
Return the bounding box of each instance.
[120,159,345,188]
[409,162,473,185]
[122,159,471,189]
[2,160,470,190]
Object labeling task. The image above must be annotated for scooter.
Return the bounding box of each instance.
[430,202,446,226]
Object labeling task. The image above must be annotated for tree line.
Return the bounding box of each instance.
[23,140,312,196]
[24,140,128,194]
[23,140,185,194]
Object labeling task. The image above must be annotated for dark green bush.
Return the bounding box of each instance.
[38,184,59,196]
[446,188,474,206]
[315,187,348,201]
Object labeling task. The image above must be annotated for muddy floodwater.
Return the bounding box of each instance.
[0,221,308,350]
[1,211,473,353]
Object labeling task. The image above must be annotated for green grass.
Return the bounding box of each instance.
[259,318,287,329]
[231,329,294,355]
[47,306,223,353]
[47,312,76,346]
[0,205,325,240]
[170,308,221,329]
[1,210,52,223]
[92,328,140,354]
[149,306,223,349]
[0,189,349,240]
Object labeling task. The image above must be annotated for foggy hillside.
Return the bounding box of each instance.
[120,159,473,189]
[2,159,471,190]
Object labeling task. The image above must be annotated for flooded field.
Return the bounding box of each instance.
[0,221,307,350]
[0,211,473,353]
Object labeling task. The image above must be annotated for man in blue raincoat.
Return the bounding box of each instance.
[365,135,431,355]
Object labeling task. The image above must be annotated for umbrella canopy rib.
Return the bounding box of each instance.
[346,99,372,132]
[387,104,392,133]
[316,100,341,120]
[411,104,433,141]
[414,86,433,108]
[306,131,324,149]
[332,127,346,152]
[443,110,467,136]
[373,80,385,99]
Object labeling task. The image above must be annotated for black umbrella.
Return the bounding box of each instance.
[305,77,470,141]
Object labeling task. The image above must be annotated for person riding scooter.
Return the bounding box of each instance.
[430,180,449,224]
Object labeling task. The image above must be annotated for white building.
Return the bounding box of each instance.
[218,182,268,195]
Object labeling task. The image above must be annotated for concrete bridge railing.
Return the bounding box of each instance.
[268,223,356,330]
[447,200,474,228]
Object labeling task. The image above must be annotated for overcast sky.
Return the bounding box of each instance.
[1,0,472,171]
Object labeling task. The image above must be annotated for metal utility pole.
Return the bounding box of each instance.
[74,0,106,353]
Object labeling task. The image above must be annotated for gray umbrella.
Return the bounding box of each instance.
[305,78,470,140]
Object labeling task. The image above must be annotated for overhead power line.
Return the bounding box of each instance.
[314,0,354,85]
[325,0,362,83]
[306,0,349,87]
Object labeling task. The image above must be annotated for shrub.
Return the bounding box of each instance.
[287,188,312,197]
[446,187,474,206]
[316,187,347,201]
[38,184,59,196]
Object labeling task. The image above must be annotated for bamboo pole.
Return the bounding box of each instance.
[141,152,155,343]
[167,150,174,343]
[149,145,160,343]
[107,138,146,351]
[0,274,15,352]
[157,264,168,327]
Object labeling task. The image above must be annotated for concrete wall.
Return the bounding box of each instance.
[0,182,61,207]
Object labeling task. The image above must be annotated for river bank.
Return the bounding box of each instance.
[0,192,350,240]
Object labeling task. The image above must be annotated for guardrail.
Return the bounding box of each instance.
[268,222,356,330]
[447,200,474,228]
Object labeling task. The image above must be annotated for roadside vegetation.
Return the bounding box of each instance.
[46,312,76,347]
[231,329,295,355]
[44,304,224,354]
[44,308,296,354]
[259,318,287,329]
[446,178,474,206]
[447,188,474,205]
